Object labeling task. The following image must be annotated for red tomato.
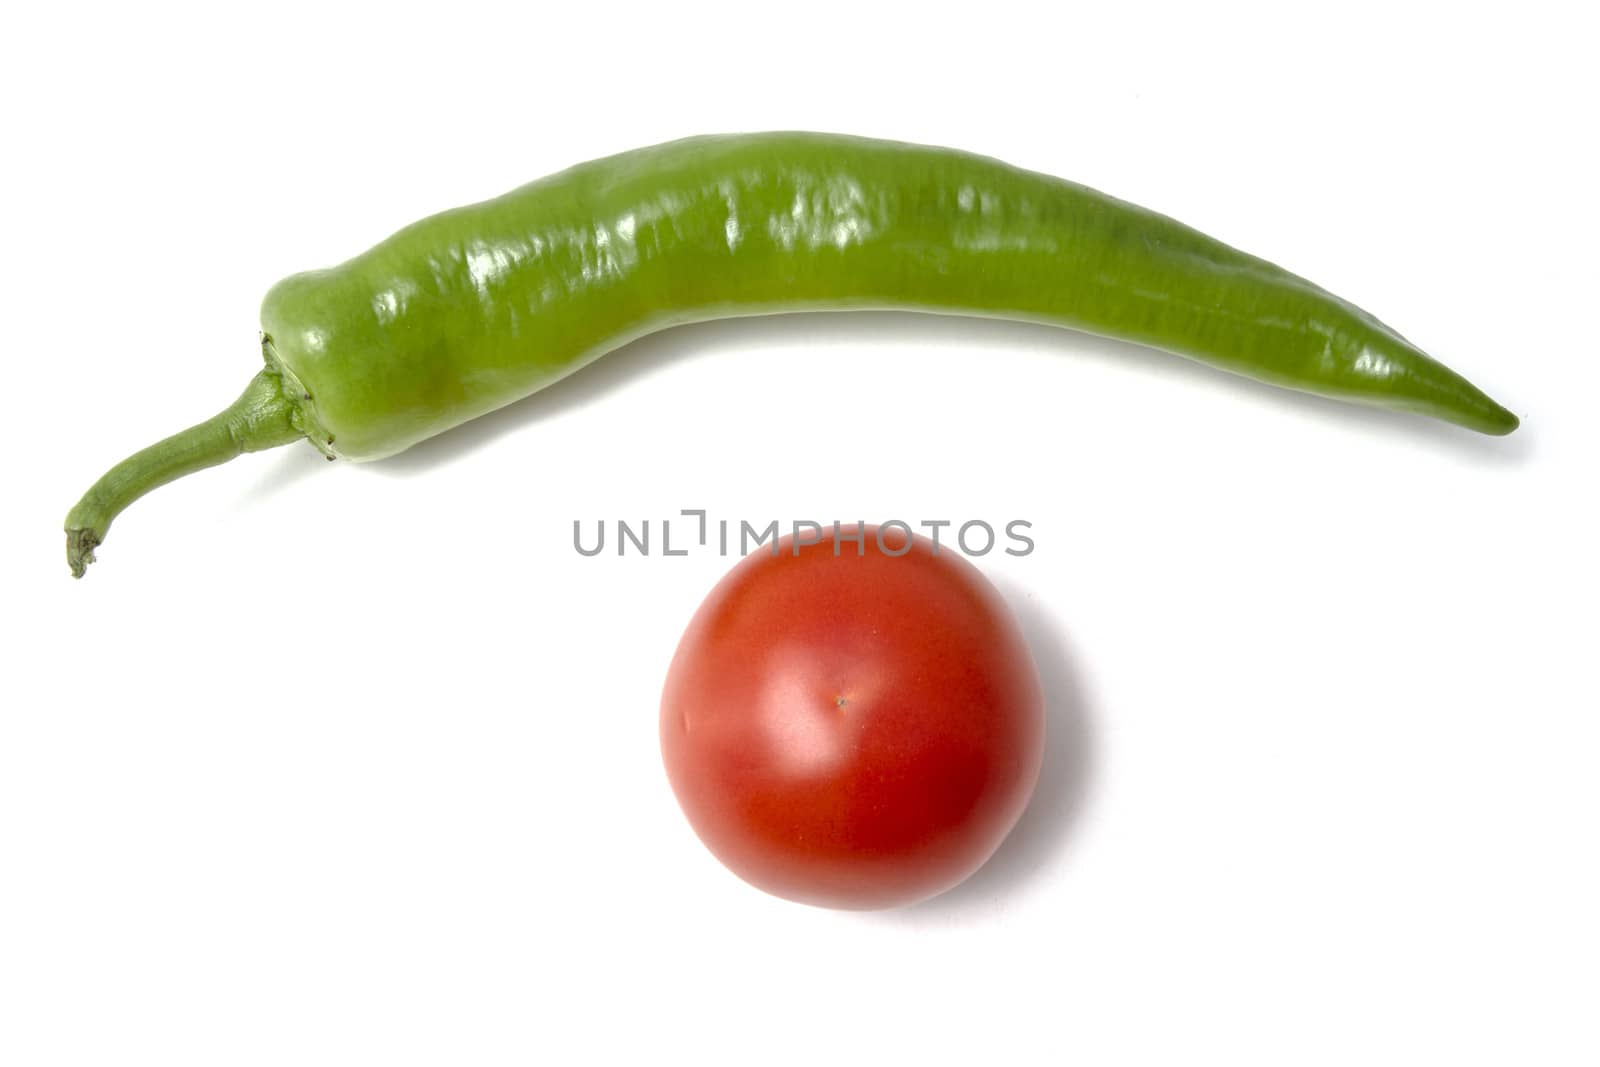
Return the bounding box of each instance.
[659,525,1044,909]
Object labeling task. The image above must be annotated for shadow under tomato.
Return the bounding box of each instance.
[878,580,1097,920]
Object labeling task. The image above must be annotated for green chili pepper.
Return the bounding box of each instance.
[65,132,1518,577]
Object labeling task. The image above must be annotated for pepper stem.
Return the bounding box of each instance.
[64,368,305,577]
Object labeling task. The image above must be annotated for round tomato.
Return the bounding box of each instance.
[659,525,1044,909]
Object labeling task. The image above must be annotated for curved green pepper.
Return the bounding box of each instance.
[65,132,1518,576]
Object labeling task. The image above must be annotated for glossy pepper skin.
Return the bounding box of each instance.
[66,132,1519,574]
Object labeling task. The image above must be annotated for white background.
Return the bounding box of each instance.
[3,2,1596,1063]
